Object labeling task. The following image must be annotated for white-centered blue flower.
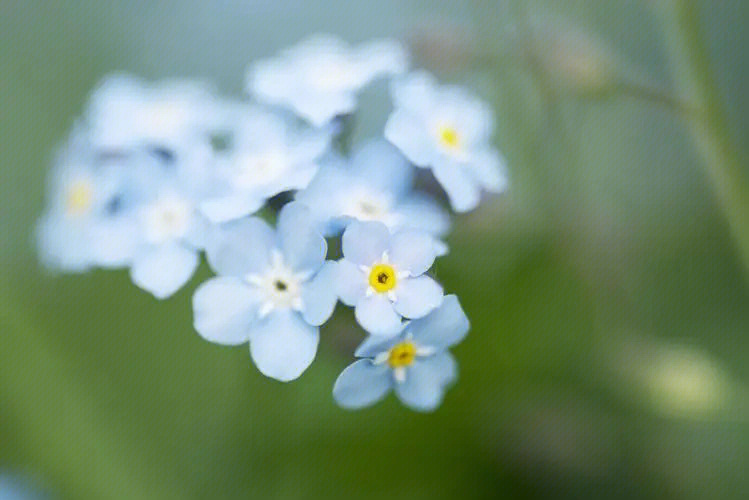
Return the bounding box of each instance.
[384,71,508,212]
[296,139,450,250]
[333,294,469,411]
[247,34,408,126]
[192,202,337,382]
[335,220,444,337]
[199,106,332,224]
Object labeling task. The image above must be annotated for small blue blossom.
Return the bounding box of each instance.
[384,71,508,212]
[333,295,469,411]
[335,220,444,337]
[247,34,408,126]
[192,202,337,381]
[199,106,332,224]
[296,139,450,251]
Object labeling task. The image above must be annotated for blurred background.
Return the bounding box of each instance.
[1,0,748,498]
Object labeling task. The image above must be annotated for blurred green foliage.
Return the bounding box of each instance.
[1,0,748,498]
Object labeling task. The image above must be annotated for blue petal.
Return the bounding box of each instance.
[351,139,414,200]
[277,201,327,274]
[200,194,265,224]
[249,310,319,382]
[422,352,458,387]
[432,160,481,213]
[388,230,438,276]
[301,261,338,326]
[394,194,451,237]
[355,294,403,337]
[384,108,436,167]
[407,294,470,349]
[192,277,262,345]
[334,259,367,306]
[393,276,443,319]
[333,359,392,409]
[471,148,509,193]
[205,217,275,277]
[341,220,390,266]
[130,243,198,299]
[354,334,403,358]
[394,359,447,412]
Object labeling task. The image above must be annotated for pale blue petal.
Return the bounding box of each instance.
[205,217,275,277]
[334,259,367,306]
[36,215,92,272]
[394,194,450,237]
[342,220,390,266]
[394,360,446,412]
[388,230,438,276]
[277,201,327,274]
[89,217,140,268]
[432,160,481,213]
[351,139,414,199]
[471,148,509,193]
[301,261,338,326]
[422,352,458,387]
[384,108,435,167]
[355,294,403,337]
[130,243,198,299]
[200,194,265,224]
[333,359,392,409]
[408,295,470,349]
[249,310,319,382]
[192,277,262,345]
[354,334,403,358]
[394,276,443,319]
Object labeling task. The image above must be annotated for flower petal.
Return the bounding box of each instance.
[394,359,446,412]
[200,193,265,224]
[384,108,435,167]
[341,220,390,266]
[422,352,458,387]
[355,294,403,337]
[205,217,275,277]
[130,243,198,299]
[432,160,481,213]
[249,310,319,382]
[277,201,327,274]
[388,230,438,276]
[354,334,402,358]
[334,259,367,306]
[407,294,470,350]
[394,194,450,237]
[192,277,262,345]
[301,261,338,326]
[393,276,443,319]
[333,359,392,409]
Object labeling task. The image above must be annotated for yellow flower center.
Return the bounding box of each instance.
[388,342,416,368]
[66,181,93,215]
[438,125,460,150]
[368,264,397,293]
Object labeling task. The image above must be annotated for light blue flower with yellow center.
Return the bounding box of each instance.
[333,294,469,411]
[247,34,408,126]
[296,139,450,252]
[335,220,444,337]
[199,106,332,224]
[192,202,337,382]
[384,71,508,212]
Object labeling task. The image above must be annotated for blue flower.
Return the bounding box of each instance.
[334,220,444,337]
[384,71,508,212]
[192,202,337,381]
[333,295,469,411]
[199,106,332,224]
[247,34,408,126]
[296,139,450,251]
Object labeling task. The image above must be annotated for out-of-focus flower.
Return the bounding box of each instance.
[385,71,508,212]
[247,34,408,126]
[334,221,443,337]
[199,106,332,224]
[296,139,450,249]
[333,295,468,411]
[193,202,337,382]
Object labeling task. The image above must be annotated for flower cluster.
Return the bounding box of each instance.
[36,35,508,412]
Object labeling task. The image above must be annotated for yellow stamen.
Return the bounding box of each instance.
[438,125,460,149]
[368,263,397,293]
[388,342,416,368]
[66,181,93,215]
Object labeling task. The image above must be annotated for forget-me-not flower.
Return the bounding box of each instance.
[335,220,443,337]
[199,106,332,224]
[192,202,337,381]
[333,294,469,411]
[247,34,408,126]
[384,71,508,212]
[296,139,450,246]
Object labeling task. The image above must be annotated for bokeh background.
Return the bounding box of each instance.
[1,0,748,498]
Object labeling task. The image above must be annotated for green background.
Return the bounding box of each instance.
[1,0,748,498]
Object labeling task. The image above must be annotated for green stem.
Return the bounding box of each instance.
[657,0,749,276]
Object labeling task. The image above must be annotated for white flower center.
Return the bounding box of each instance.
[305,57,362,91]
[341,189,392,223]
[233,150,288,188]
[143,194,192,244]
[246,250,305,317]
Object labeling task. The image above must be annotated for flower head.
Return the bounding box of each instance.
[384,71,508,212]
[333,295,469,411]
[247,35,408,126]
[192,202,337,381]
[335,220,444,336]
